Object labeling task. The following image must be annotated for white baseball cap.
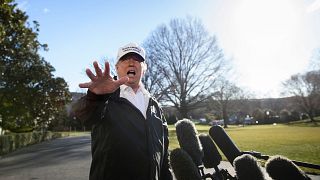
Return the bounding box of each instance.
[116,42,146,62]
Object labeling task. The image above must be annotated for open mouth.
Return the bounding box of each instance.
[127,70,136,77]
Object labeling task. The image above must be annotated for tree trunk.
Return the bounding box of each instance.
[223,108,229,128]
[308,110,315,122]
[179,107,189,119]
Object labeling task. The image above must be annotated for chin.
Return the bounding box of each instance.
[127,77,135,82]
[127,79,137,85]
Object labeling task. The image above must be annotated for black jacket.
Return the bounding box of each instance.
[75,89,173,180]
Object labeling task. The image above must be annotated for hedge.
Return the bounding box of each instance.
[0,131,68,156]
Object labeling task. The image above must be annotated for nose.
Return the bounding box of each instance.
[127,58,135,66]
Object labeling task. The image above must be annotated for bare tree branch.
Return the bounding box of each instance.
[209,78,250,128]
[281,70,320,122]
[143,17,227,118]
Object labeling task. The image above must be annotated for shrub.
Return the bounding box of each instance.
[167,114,178,125]
[10,126,34,133]
[280,109,290,123]
[0,131,67,156]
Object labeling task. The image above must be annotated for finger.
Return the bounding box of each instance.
[93,61,103,77]
[114,76,129,87]
[104,61,110,77]
[79,82,92,88]
[86,68,96,81]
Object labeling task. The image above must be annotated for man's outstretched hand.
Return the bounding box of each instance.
[79,61,128,95]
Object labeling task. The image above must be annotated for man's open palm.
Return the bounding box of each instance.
[79,61,128,94]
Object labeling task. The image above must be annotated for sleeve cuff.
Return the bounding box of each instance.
[86,90,108,100]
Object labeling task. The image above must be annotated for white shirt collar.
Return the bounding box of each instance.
[119,83,151,119]
[120,83,151,97]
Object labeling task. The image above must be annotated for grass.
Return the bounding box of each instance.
[168,118,320,174]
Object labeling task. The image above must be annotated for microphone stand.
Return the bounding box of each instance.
[242,151,320,170]
[198,165,237,180]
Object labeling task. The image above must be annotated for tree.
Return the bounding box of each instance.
[209,78,248,128]
[263,109,277,124]
[282,70,320,122]
[279,109,290,123]
[252,108,264,124]
[141,54,167,101]
[290,109,301,121]
[0,0,71,131]
[143,17,226,118]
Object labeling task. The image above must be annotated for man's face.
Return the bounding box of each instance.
[116,53,145,87]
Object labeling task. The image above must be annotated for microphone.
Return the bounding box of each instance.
[170,148,202,180]
[175,119,203,166]
[233,154,265,180]
[265,155,311,180]
[198,133,222,168]
[209,125,241,164]
[198,133,225,180]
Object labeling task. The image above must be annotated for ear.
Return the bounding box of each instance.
[115,64,119,73]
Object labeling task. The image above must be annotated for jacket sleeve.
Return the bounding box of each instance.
[72,90,111,126]
[160,115,173,180]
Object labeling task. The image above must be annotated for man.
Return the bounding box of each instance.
[75,43,173,180]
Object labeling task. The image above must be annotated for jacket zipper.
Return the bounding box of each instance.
[119,97,154,179]
[118,97,147,120]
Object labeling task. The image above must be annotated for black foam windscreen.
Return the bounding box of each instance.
[209,125,241,164]
[170,148,202,180]
[265,155,311,180]
[198,133,222,168]
[175,119,203,166]
[233,154,265,180]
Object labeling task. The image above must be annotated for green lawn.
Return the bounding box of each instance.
[168,119,320,174]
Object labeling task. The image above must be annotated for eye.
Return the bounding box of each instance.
[132,56,143,62]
